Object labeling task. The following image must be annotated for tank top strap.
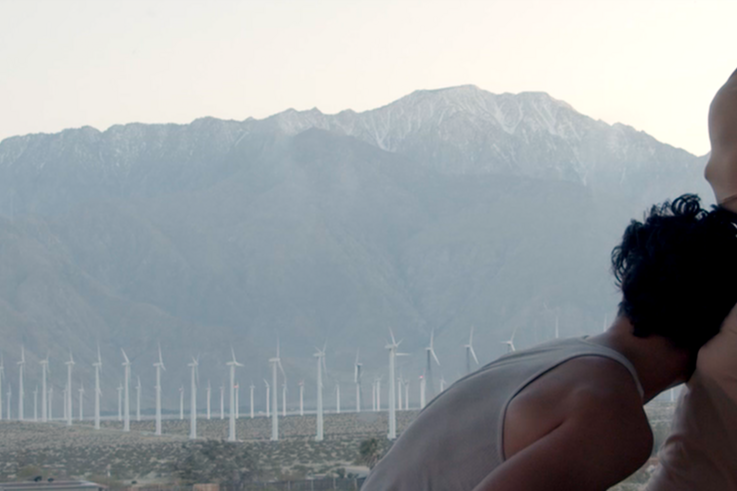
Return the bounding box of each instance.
[576,337,645,400]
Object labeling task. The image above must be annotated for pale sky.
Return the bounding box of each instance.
[1,0,736,156]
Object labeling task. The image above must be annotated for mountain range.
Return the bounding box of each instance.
[0,85,711,411]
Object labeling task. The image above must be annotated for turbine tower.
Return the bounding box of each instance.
[121,349,131,431]
[206,380,211,420]
[335,383,341,414]
[502,326,518,353]
[235,383,239,419]
[40,354,50,422]
[425,329,440,401]
[93,347,102,429]
[439,375,446,393]
[33,386,38,421]
[282,382,287,417]
[299,381,304,416]
[136,376,142,422]
[314,344,327,441]
[419,374,426,408]
[65,351,75,426]
[78,382,85,421]
[464,327,479,374]
[48,386,53,421]
[7,385,11,420]
[226,348,243,442]
[154,345,165,435]
[18,346,25,421]
[188,356,199,440]
[386,329,409,440]
[269,340,286,441]
[354,350,362,413]
[249,382,255,419]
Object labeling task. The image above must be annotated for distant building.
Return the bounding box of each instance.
[0,481,105,491]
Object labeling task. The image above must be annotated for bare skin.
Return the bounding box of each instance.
[471,316,693,491]
[704,67,737,208]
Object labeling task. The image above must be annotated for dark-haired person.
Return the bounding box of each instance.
[361,195,737,491]
[647,68,737,491]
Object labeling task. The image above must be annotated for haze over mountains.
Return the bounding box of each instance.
[0,85,710,411]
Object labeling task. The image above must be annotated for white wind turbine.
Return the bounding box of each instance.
[33,386,38,421]
[264,379,270,418]
[387,329,409,440]
[299,381,304,416]
[188,356,199,440]
[206,380,211,420]
[48,386,53,421]
[78,382,85,421]
[335,382,341,414]
[419,374,426,408]
[65,351,74,426]
[40,354,49,422]
[282,382,287,417]
[397,375,403,411]
[314,344,327,442]
[464,327,479,374]
[502,326,518,353]
[425,329,440,401]
[18,346,25,421]
[179,386,184,420]
[269,340,286,441]
[121,349,131,431]
[136,376,142,422]
[249,381,255,419]
[226,348,243,442]
[354,350,362,413]
[93,347,102,430]
[153,346,165,436]
[235,382,239,419]
[404,379,410,410]
[117,384,122,421]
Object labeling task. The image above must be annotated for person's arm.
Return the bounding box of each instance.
[704,68,737,210]
[472,391,652,491]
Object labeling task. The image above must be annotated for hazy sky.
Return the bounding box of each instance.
[1,0,736,156]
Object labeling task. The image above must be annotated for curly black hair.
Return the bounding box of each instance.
[612,194,737,350]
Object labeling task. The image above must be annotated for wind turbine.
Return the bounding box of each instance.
[502,326,518,353]
[235,382,240,418]
[153,346,165,436]
[121,349,131,431]
[335,382,341,414]
[387,329,410,440]
[206,380,211,420]
[39,353,51,423]
[78,382,85,421]
[404,379,410,410]
[354,350,362,413]
[249,382,255,419]
[93,347,102,429]
[269,340,286,441]
[282,382,287,417]
[314,344,327,441]
[439,375,446,393]
[299,381,304,416]
[33,386,38,421]
[188,356,199,440]
[464,327,479,374]
[48,386,53,421]
[65,351,75,426]
[425,329,440,401]
[117,384,122,421]
[18,346,25,421]
[419,374,426,408]
[136,376,142,422]
[226,348,243,442]
[179,386,184,420]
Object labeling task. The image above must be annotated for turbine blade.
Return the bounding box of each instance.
[470,346,479,365]
[431,349,441,366]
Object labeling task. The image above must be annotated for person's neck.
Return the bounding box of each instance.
[587,315,693,403]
